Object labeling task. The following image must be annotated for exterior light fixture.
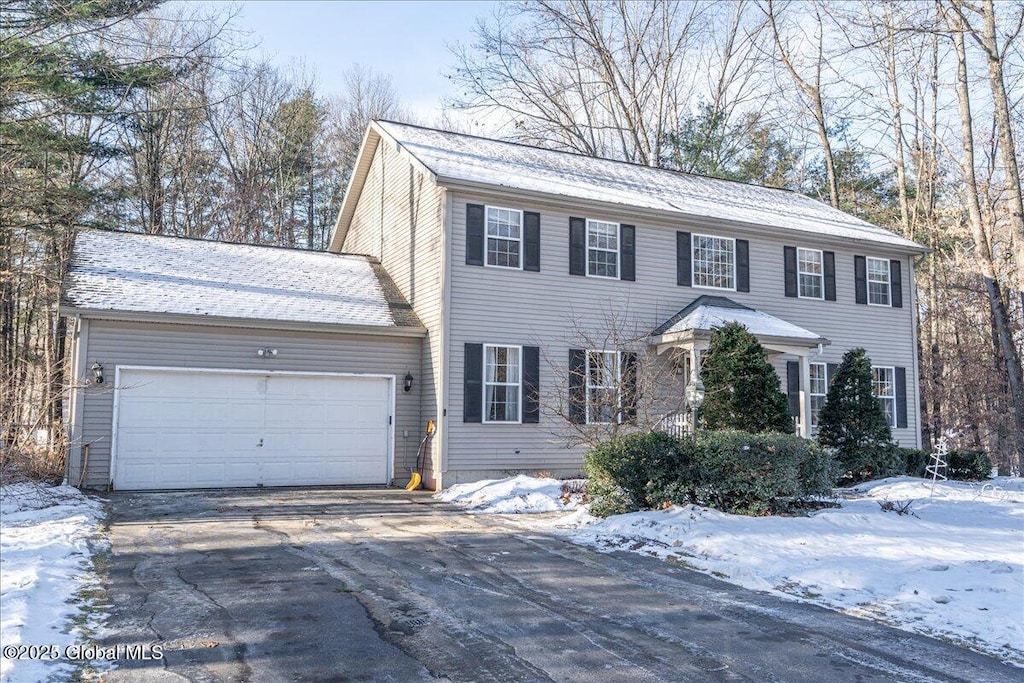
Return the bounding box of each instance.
[684,373,705,435]
[256,348,278,357]
[91,361,104,385]
[403,372,414,393]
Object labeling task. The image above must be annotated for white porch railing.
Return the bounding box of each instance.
[658,412,689,438]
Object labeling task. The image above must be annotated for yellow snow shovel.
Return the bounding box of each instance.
[405,420,435,491]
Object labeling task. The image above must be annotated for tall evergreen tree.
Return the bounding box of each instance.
[817,348,899,480]
[699,322,794,433]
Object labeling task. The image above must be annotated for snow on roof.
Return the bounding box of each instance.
[653,296,824,342]
[63,230,421,330]
[376,121,924,251]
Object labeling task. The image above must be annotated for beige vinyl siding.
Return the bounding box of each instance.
[69,320,422,489]
[342,139,446,484]
[445,191,921,474]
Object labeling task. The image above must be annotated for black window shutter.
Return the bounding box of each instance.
[823,251,836,301]
[895,366,908,429]
[783,246,798,298]
[568,349,586,424]
[463,343,483,422]
[854,255,868,304]
[621,352,638,422]
[466,204,485,266]
[523,212,541,272]
[827,363,840,386]
[736,239,750,292]
[620,224,636,281]
[522,346,540,423]
[569,217,586,276]
[677,231,691,286]
[890,259,903,308]
[786,361,800,418]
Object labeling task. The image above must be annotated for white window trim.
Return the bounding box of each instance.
[484,206,524,270]
[809,361,828,429]
[797,247,825,300]
[585,219,620,280]
[872,365,898,428]
[691,233,737,291]
[482,343,523,424]
[866,256,892,307]
[585,350,622,425]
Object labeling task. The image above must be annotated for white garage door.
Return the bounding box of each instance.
[112,368,391,490]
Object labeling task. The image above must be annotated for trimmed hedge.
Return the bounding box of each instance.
[584,430,838,517]
[946,449,991,481]
[837,443,905,485]
[900,448,929,477]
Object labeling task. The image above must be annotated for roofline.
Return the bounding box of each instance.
[436,177,929,255]
[59,306,428,338]
[329,120,439,253]
[373,119,816,195]
[651,329,830,349]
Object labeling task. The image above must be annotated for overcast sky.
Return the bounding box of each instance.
[232,0,497,120]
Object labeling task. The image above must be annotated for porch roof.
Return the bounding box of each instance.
[651,296,828,353]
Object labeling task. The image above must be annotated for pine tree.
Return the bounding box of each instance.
[817,348,898,480]
[699,322,794,433]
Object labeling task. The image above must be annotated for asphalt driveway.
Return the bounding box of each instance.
[100,488,1017,682]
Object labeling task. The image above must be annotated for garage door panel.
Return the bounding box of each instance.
[113,369,391,490]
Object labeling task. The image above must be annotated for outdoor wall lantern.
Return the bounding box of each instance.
[403,372,414,393]
[91,361,104,385]
[684,373,705,434]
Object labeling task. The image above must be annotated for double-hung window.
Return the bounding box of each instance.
[867,257,891,306]
[692,234,735,289]
[798,248,824,299]
[586,220,619,278]
[809,362,828,427]
[872,366,897,427]
[486,207,522,268]
[586,350,619,424]
[484,345,521,423]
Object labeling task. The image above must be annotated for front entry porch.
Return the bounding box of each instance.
[650,296,830,437]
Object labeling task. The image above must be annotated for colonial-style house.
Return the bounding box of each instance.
[61,121,926,490]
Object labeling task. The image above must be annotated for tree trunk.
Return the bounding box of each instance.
[947,7,1024,469]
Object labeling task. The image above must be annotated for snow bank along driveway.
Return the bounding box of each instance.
[439,475,1024,666]
[0,483,106,683]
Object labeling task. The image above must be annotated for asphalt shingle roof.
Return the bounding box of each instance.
[376,121,924,252]
[62,230,422,330]
[653,295,825,342]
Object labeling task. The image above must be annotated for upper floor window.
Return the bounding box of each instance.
[809,362,828,427]
[486,207,522,269]
[587,220,619,278]
[867,257,891,306]
[586,350,619,424]
[872,366,896,427]
[484,344,521,423]
[692,234,735,289]
[798,248,824,299]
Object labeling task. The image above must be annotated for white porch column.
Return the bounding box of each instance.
[798,353,811,438]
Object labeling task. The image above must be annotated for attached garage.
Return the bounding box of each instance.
[111,368,393,490]
[61,230,426,491]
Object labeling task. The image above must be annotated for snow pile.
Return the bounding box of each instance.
[571,477,1024,664]
[1,483,107,683]
[436,475,578,514]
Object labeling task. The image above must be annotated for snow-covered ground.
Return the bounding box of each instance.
[438,475,1024,665]
[1,483,107,683]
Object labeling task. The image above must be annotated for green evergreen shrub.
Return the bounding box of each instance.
[690,430,838,514]
[583,431,692,515]
[817,348,896,483]
[946,449,991,481]
[900,448,929,477]
[699,322,794,433]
